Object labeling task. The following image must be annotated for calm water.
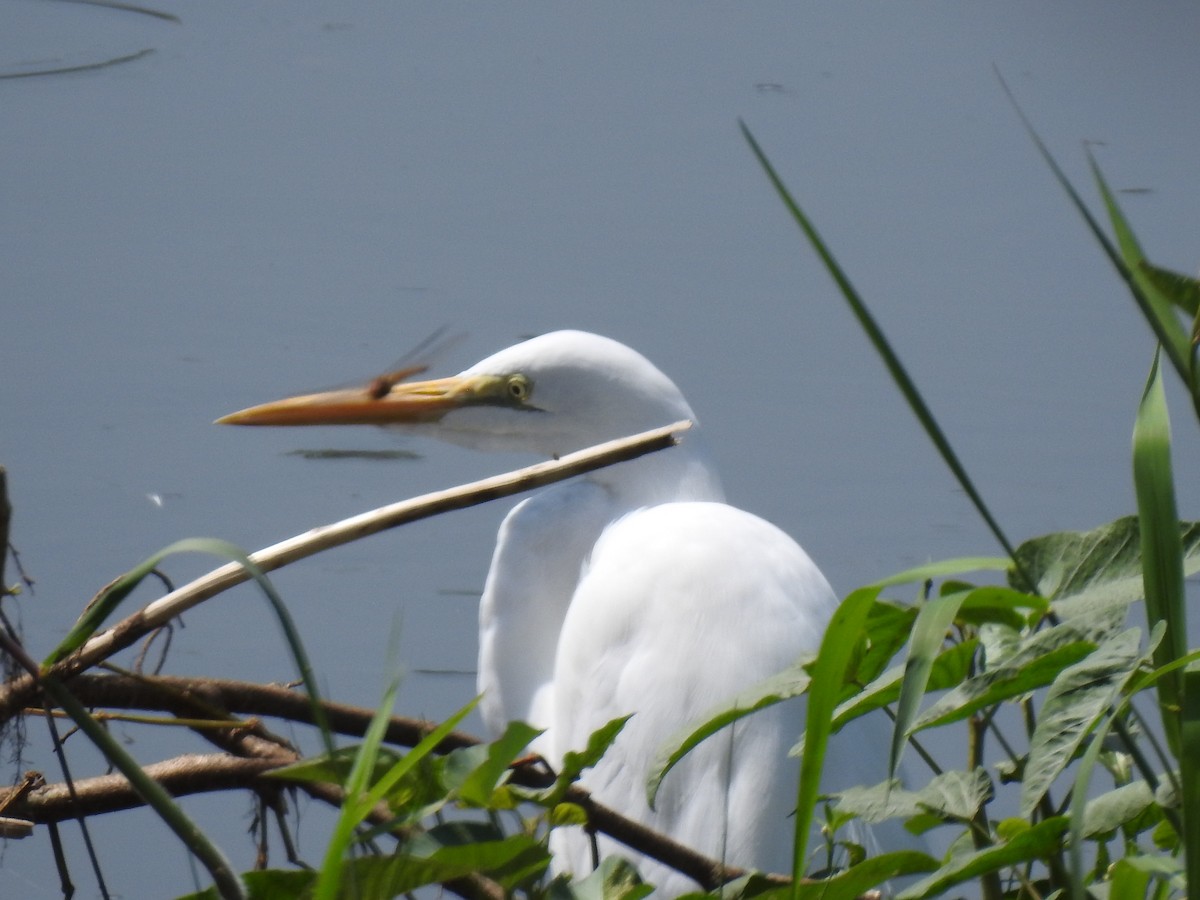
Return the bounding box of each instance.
[3,2,1199,895]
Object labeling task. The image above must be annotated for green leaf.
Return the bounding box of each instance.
[1140,260,1200,317]
[1179,668,1200,898]
[1088,153,1194,388]
[792,585,877,891]
[912,629,1097,732]
[827,639,977,734]
[871,556,1011,588]
[404,822,551,889]
[1011,517,1200,618]
[837,768,993,828]
[648,661,812,809]
[917,768,995,823]
[533,716,632,807]
[548,855,651,900]
[957,585,1048,629]
[1133,351,1187,759]
[1020,628,1145,817]
[267,746,402,787]
[449,719,541,807]
[794,851,938,900]
[890,590,968,778]
[1081,781,1155,838]
[896,816,1069,899]
[314,695,477,900]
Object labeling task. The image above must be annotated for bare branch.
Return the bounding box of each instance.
[11,671,773,892]
[0,422,689,721]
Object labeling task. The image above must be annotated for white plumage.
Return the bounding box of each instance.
[220,330,850,895]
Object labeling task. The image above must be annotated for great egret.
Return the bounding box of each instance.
[219,330,852,894]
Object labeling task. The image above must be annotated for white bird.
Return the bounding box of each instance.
[219,330,850,895]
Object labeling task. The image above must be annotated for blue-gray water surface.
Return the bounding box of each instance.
[3,2,1199,895]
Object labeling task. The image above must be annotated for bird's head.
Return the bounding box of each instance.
[217,330,698,457]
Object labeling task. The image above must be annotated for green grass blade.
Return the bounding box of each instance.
[1133,350,1187,757]
[1180,669,1200,898]
[314,677,401,900]
[997,72,1195,394]
[890,591,968,778]
[1088,153,1194,389]
[792,585,877,893]
[740,121,1029,588]
[313,692,478,900]
[41,675,245,899]
[1139,261,1200,317]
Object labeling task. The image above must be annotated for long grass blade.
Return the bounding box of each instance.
[41,676,245,899]
[1180,669,1200,898]
[792,585,877,894]
[740,122,1029,589]
[890,591,968,778]
[1132,350,1186,757]
[996,71,1195,398]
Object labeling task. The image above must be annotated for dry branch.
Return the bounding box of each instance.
[5,671,769,892]
[0,421,689,721]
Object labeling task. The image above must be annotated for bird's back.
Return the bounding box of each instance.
[551,501,838,894]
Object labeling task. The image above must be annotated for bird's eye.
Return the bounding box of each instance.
[506,374,531,403]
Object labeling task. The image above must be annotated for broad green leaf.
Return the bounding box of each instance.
[957,585,1048,630]
[792,585,878,894]
[1020,628,1145,817]
[548,855,651,900]
[838,768,992,827]
[402,822,551,889]
[1108,857,1153,900]
[1011,517,1200,617]
[912,634,1096,733]
[890,591,968,778]
[1081,781,1156,838]
[917,768,995,823]
[850,599,919,690]
[832,779,915,825]
[648,661,812,809]
[896,816,1069,899]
